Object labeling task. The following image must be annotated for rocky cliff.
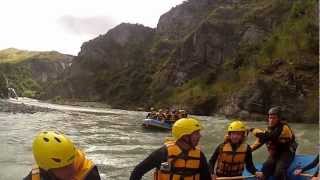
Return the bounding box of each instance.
[0,48,73,98]
[46,0,318,123]
[43,23,155,105]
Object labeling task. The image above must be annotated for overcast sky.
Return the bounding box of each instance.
[0,0,184,55]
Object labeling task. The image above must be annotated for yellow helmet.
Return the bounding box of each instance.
[228,120,247,132]
[32,131,76,170]
[172,118,202,140]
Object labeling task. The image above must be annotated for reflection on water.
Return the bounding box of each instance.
[0,107,318,180]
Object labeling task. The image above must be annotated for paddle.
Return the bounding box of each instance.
[300,173,313,177]
[216,175,256,180]
[216,173,315,180]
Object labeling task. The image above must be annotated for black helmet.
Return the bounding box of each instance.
[268,106,282,118]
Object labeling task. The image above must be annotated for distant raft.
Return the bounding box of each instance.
[242,154,317,180]
[142,118,172,130]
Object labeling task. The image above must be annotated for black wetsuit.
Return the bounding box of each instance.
[256,122,297,180]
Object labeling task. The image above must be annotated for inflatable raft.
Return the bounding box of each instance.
[142,118,172,130]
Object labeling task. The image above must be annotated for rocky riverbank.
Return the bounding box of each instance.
[0,99,53,113]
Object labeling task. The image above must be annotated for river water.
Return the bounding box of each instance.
[0,99,318,180]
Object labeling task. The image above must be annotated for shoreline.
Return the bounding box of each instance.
[1,98,317,124]
[50,99,318,124]
[0,98,53,113]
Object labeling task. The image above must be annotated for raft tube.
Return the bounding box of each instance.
[243,154,317,180]
[142,118,172,130]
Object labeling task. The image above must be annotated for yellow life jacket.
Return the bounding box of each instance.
[278,124,294,143]
[216,142,248,177]
[32,149,94,180]
[265,123,295,144]
[154,141,201,180]
[266,123,297,153]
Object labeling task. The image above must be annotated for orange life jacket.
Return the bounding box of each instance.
[154,141,201,180]
[216,142,248,177]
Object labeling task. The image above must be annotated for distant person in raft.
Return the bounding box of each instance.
[130,117,212,180]
[146,107,157,119]
[178,109,188,118]
[294,154,319,180]
[209,120,263,180]
[23,131,101,180]
[250,106,298,180]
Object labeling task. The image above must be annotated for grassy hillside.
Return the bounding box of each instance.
[0,48,72,98]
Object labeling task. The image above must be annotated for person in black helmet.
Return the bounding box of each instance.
[250,106,298,180]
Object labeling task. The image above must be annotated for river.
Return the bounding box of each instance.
[0,98,318,180]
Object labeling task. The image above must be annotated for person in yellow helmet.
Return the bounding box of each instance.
[209,120,263,180]
[23,131,101,180]
[250,106,297,180]
[130,118,211,180]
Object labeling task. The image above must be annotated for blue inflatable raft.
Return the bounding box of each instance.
[142,118,172,130]
[242,154,318,180]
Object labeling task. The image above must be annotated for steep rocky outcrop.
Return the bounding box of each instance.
[44,23,155,107]
[21,54,72,83]
[157,0,219,40]
[46,0,318,122]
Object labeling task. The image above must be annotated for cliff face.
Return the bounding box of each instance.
[157,0,219,40]
[47,0,318,122]
[44,23,156,106]
[0,48,73,98]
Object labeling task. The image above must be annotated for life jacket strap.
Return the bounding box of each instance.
[31,165,40,180]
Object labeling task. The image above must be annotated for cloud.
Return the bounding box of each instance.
[57,15,117,36]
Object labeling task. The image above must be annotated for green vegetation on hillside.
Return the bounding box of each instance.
[0,48,71,98]
[0,48,69,63]
[0,63,41,98]
[162,0,318,121]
